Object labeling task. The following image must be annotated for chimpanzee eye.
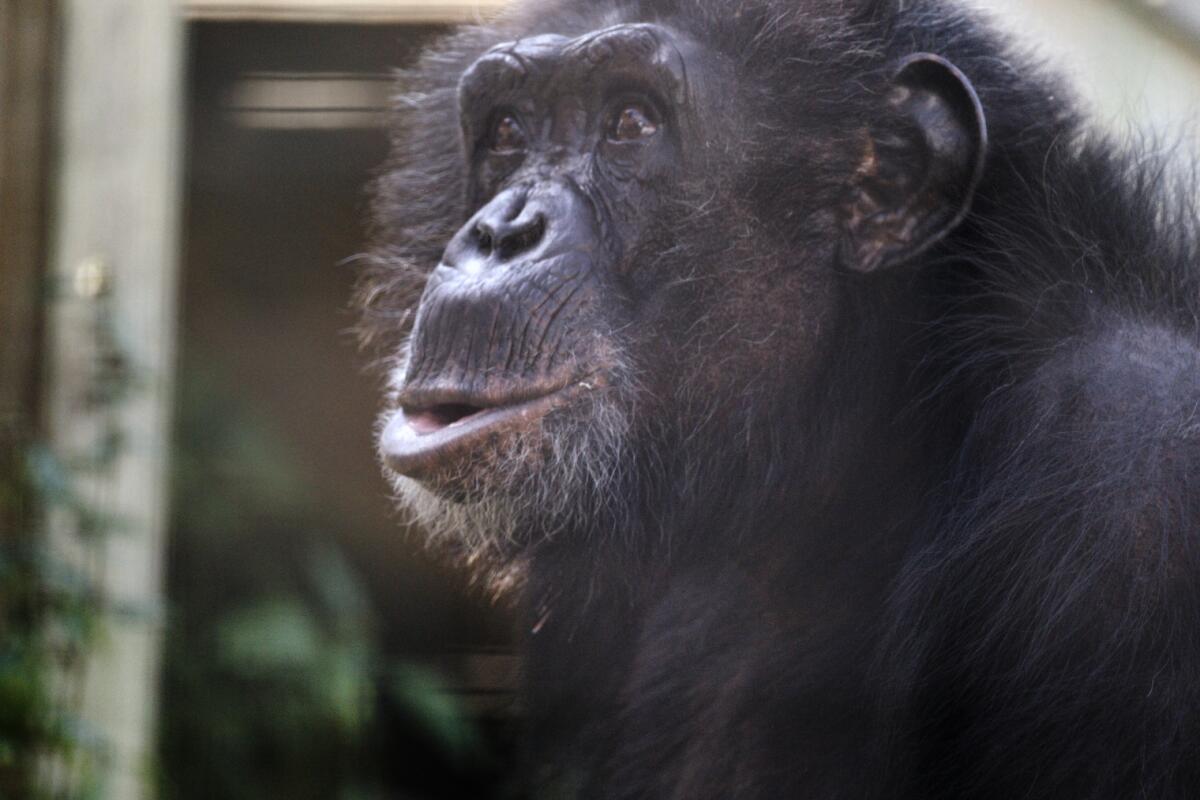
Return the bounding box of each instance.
[490,114,527,152]
[608,104,659,142]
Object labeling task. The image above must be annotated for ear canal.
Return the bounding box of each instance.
[840,53,988,274]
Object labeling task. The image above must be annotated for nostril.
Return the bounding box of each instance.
[496,214,546,261]
[474,223,495,254]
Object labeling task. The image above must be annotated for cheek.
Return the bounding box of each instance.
[641,265,839,403]
[591,161,679,248]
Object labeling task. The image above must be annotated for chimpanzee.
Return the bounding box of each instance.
[359,0,1200,797]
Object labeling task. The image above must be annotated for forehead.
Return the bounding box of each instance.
[457,23,693,111]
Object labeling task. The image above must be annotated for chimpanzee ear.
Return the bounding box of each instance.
[839,53,988,273]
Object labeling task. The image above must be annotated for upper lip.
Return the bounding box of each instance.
[395,379,572,414]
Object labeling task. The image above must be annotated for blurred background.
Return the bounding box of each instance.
[1,0,1197,798]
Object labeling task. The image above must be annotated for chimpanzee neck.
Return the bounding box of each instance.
[526,276,943,626]
[520,304,938,781]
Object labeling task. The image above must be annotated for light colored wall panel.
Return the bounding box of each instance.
[185,0,506,22]
[975,0,1200,142]
[42,1,185,797]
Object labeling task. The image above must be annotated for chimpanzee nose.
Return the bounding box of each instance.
[474,200,546,262]
[443,186,551,273]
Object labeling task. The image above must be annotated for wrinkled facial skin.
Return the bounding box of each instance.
[376,23,835,581]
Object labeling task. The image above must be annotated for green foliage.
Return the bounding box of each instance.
[160,370,492,800]
[0,434,113,799]
[213,585,371,736]
[388,665,483,763]
[0,284,138,799]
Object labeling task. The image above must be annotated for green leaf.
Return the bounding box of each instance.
[387,665,481,760]
[216,599,322,675]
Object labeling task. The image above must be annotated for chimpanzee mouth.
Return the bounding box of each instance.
[404,403,491,435]
[380,383,588,481]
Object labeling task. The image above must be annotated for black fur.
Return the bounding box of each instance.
[361,1,1200,797]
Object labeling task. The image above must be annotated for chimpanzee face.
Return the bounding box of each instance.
[370,15,984,584]
[375,25,758,573]
[382,25,692,484]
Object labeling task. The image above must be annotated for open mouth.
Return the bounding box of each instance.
[380,384,582,481]
[404,403,490,435]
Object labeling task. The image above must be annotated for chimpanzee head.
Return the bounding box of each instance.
[362,0,985,587]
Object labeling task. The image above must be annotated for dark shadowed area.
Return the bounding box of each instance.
[161,21,518,799]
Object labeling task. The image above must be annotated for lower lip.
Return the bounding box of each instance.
[380,387,580,480]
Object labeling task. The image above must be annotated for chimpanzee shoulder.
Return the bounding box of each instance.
[883,131,1200,798]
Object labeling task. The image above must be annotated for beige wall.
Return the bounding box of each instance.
[975,0,1200,143]
[182,0,1200,138]
[43,2,185,798]
[184,0,507,22]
